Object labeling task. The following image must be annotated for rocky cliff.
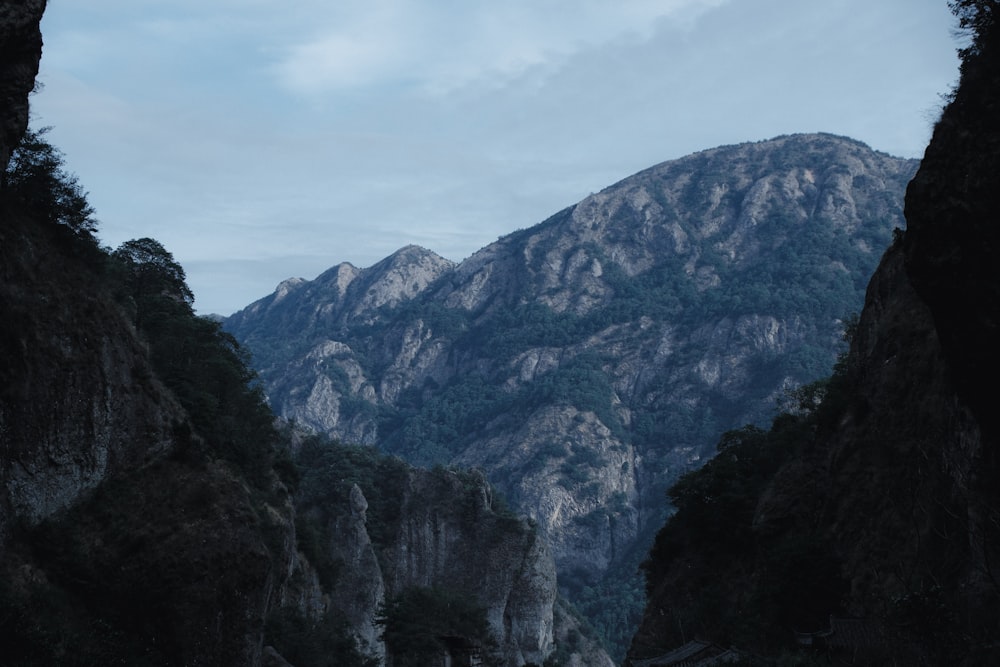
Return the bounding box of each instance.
[227,132,917,654]
[629,4,1000,664]
[276,441,564,667]
[0,0,44,168]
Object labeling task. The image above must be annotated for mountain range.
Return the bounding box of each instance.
[225,132,917,655]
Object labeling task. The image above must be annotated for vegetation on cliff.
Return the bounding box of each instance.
[634,363,854,659]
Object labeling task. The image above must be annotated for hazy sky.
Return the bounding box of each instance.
[33,0,959,315]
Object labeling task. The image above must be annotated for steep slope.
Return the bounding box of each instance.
[227,133,917,654]
[1,139,293,667]
[629,4,1000,665]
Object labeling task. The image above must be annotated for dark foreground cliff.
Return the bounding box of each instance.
[0,207,563,665]
[0,5,565,665]
[0,196,564,666]
[629,4,1000,665]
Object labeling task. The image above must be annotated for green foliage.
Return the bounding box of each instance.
[294,437,410,557]
[475,303,589,358]
[570,569,646,662]
[525,352,624,438]
[112,237,194,312]
[110,238,280,484]
[640,388,848,653]
[385,374,514,464]
[949,0,999,62]
[377,586,498,667]
[2,127,97,242]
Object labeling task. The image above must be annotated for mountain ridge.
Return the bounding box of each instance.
[226,131,918,656]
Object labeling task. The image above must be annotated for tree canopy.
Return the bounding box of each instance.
[2,127,97,239]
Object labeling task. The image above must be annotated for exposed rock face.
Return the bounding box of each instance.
[293,463,559,666]
[0,0,45,169]
[381,468,557,666]
[0,218,560,666]
[227,134,917,645]
[328,483,386,660]
[0,249,183,532]
[454,405,639,577]
[0,211,297,663]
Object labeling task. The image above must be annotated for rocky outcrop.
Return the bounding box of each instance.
[0,206,300,663]
[292,458,561,667]
[0,0,45,170]
[455,405,639,578]
[381,468,557,666]
[0,229,184,532]
[328,483,386,660]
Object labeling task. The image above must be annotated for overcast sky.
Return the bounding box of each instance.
[33,0,959,315]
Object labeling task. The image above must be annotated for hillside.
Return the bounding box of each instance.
[629,2,1000,664]
[226,132,917,654]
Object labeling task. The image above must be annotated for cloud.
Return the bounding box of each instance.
[271,0,729,95]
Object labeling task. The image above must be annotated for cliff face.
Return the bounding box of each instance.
[0,223,562,666]
[289,444,563,667]
[0,208,300,664]
[0,0,45,169]
[381,468,557,666]
[0,215,182,532]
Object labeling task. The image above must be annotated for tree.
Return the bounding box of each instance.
[113,237,194,306]
[2,127,97,238]
[377,587,498,667]
[111,237,279,480]
[113,238,194,330]
[949,1,999,62]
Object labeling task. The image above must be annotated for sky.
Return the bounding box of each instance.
[33,0,960,315]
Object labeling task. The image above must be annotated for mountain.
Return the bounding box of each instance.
[628,4,1000,665]
[0,5,565,666]
[226,132,918,655]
